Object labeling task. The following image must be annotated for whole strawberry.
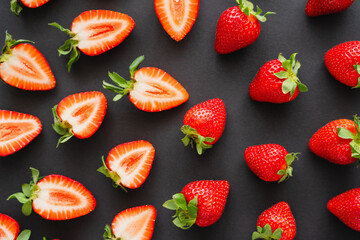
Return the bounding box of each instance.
[328,188,360,232]
[181,98,226,155]
[253,202,296,240]
[249,53,308,103]
[215,0,275,54]
[309,115,360,165]
[163,180,230,229]
[325,41,360,88]
[306,0,354,17]
[245,144,299,183]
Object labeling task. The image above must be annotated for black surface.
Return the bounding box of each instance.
[1,0,360,239]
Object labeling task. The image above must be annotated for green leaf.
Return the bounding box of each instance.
[272,228,283,239]
[7,192,28,203]
[129,55,145,78]
[10,0,22,16]
[277,170,286,175]
[282,60,291,71]
[67,46,80,72]
[163,199,178,210]
[252,232,262,240]
[338,128,355,139]
[297,82,308,92]
[22,201,32,216]
[278,53,286,63]
[48,22,73,36]
[274,71,288,79]
[264,224,272,235]
[22,184,32,197]
[30,167,39,183]
[293,61,301,75]
[281,78,295,94]
[108,72,129,88]
[16,230,31,240]
[173,193,188,210]
[103,224,115,240]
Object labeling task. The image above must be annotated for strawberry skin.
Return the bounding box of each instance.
[11,0,51,15]
[306,0,354,17]
[0,213,19,240]
[324,41,360,88]
[328,188,360,232]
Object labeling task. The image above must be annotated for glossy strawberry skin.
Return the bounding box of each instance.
[309,119,357,165]
[306,0,354,17]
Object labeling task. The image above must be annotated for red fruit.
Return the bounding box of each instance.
[0,110,42,157]
[0,213,31,240]
[309,116,360,165]
[249,53,308,103]
[98,140,155,190]
[8,168,96,220]
[52,91,107,147]
[215,0,275,54]
[154,0,200,41]
[163,180,230,229]
[181,98,226,155]
[244,144,300,183]
[0,32,56,90]
[324,41,360,88]
[253,202,296,240]
[49,10,135,71]
[10,0,51,15]
[328,188,360,232]
[305,0,354,17]
[103,55,189,112]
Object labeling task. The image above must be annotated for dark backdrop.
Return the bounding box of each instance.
[1,0,360,239]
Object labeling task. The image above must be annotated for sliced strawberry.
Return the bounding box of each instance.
[10,0,51,16]
[103,55,189,112]
[98,140,155,190]
[0,213,19,240]
[0,110,42,157]
[0,32,56,90]
[155,0,200,41]
[52,91,107,147]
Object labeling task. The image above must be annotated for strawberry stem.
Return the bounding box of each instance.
[10,0,22,16]
[277,152,300,183]
[103,224,120,240]
[352,63,360,88]
[0,31,34,63]
[51,105,74,147]
[338,114,360,164]
[236,0,275,22]
[181,125,214,155]
[252,224,283,240]
[97,156,128,192]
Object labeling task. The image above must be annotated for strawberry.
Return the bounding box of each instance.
[327,188,360,232]
[154,0,200,41]
[0,109,42,157]
[324,41,360,88]
[0,213,31,240]
[103,55,189,112]
[309,115,360,165]
[249,53,308,103]
[10,0,51,16]
[215,0,275,54]
[253,202,296,240]
[49,10,135,71]
[98,140,155,191]
[181,98,226,155]
[8,167,96,220]
[52,91,107,147]
[0,32,56,91]
[305,0,354,17]
[163,180,229,229]
[244,144,300,183]
[103,205,156,240]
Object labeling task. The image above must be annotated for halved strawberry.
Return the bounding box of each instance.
[49,10,135,71]
[103,55,189,112]
[52,91,107,147]
[0,32,56,90]
[10,0,51,16]
[154,0,200,41]
[0,213,31,240]
[103,205,156,240]
[98,140,155,191]
[0,110,42,157]
[8,168,96,220]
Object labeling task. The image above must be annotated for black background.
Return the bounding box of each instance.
[1,0,360,239]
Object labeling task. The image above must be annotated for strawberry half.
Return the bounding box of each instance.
[0,32,56,91]
[103,55,189,112]
[8,168,96,220]
[10,0,51,16]
[154,0,200,41]
[103,205,156,240]
[0,213,31,240]
[52,91,107,147]
[49,10,135,71]
[305,0,354,17]
[0,109,42,157]
[98,140,155,191]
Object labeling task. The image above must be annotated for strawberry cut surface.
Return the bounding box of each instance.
[0,213,19,240]
[20,0,50,8]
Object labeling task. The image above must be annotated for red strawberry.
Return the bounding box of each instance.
[249,53,308,103]
[0,32,56,90]
[0,110,42,157]
[328,188,360,232]
[253,202,296,240]
[103,55,189,112]
[309,115,360,165]
[163,180,229,229]
[52,91,107,147]
[0,213,32,240]
[49,10,135,71]
[154,0,200,41]
[103,205,156,240]
[215,0,275,54]
[181,98,226,155]
[98,140,155,191]
[305,0,354,17]
[8,168,96,220]
[324,41,360,88]
[10,0,51,16]
[244,144,300,183]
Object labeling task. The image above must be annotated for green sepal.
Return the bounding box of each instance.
[338,115,360,165]
[352,63,360,89]
[10,0,22,16]
[181,125,215,155]
[129,55,145,78]
[252,224,283,240]
[51,105,74,147]
[236,0,275,22]
[163,193,198,230]
[103,72,135,102]
[103,224,120,240]
[16,230,31,240]
[1,31,34,63]
[277,152,300,183]
[97,156,128,192]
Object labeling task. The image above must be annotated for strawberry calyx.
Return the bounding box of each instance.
[16,230,32,240]
[181,125,215,155]
[337,114,360,164]
[103,225,120,240]
[352,63,360,88]
[163,193,198,230]
[10,0,23,16]
[236,0,275,22]
[274,53,308,98]
[97,156,128,192]
[52,105,74,147]
[0,31,34,63]
[252,224,283,240]
[277,152,300,183]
